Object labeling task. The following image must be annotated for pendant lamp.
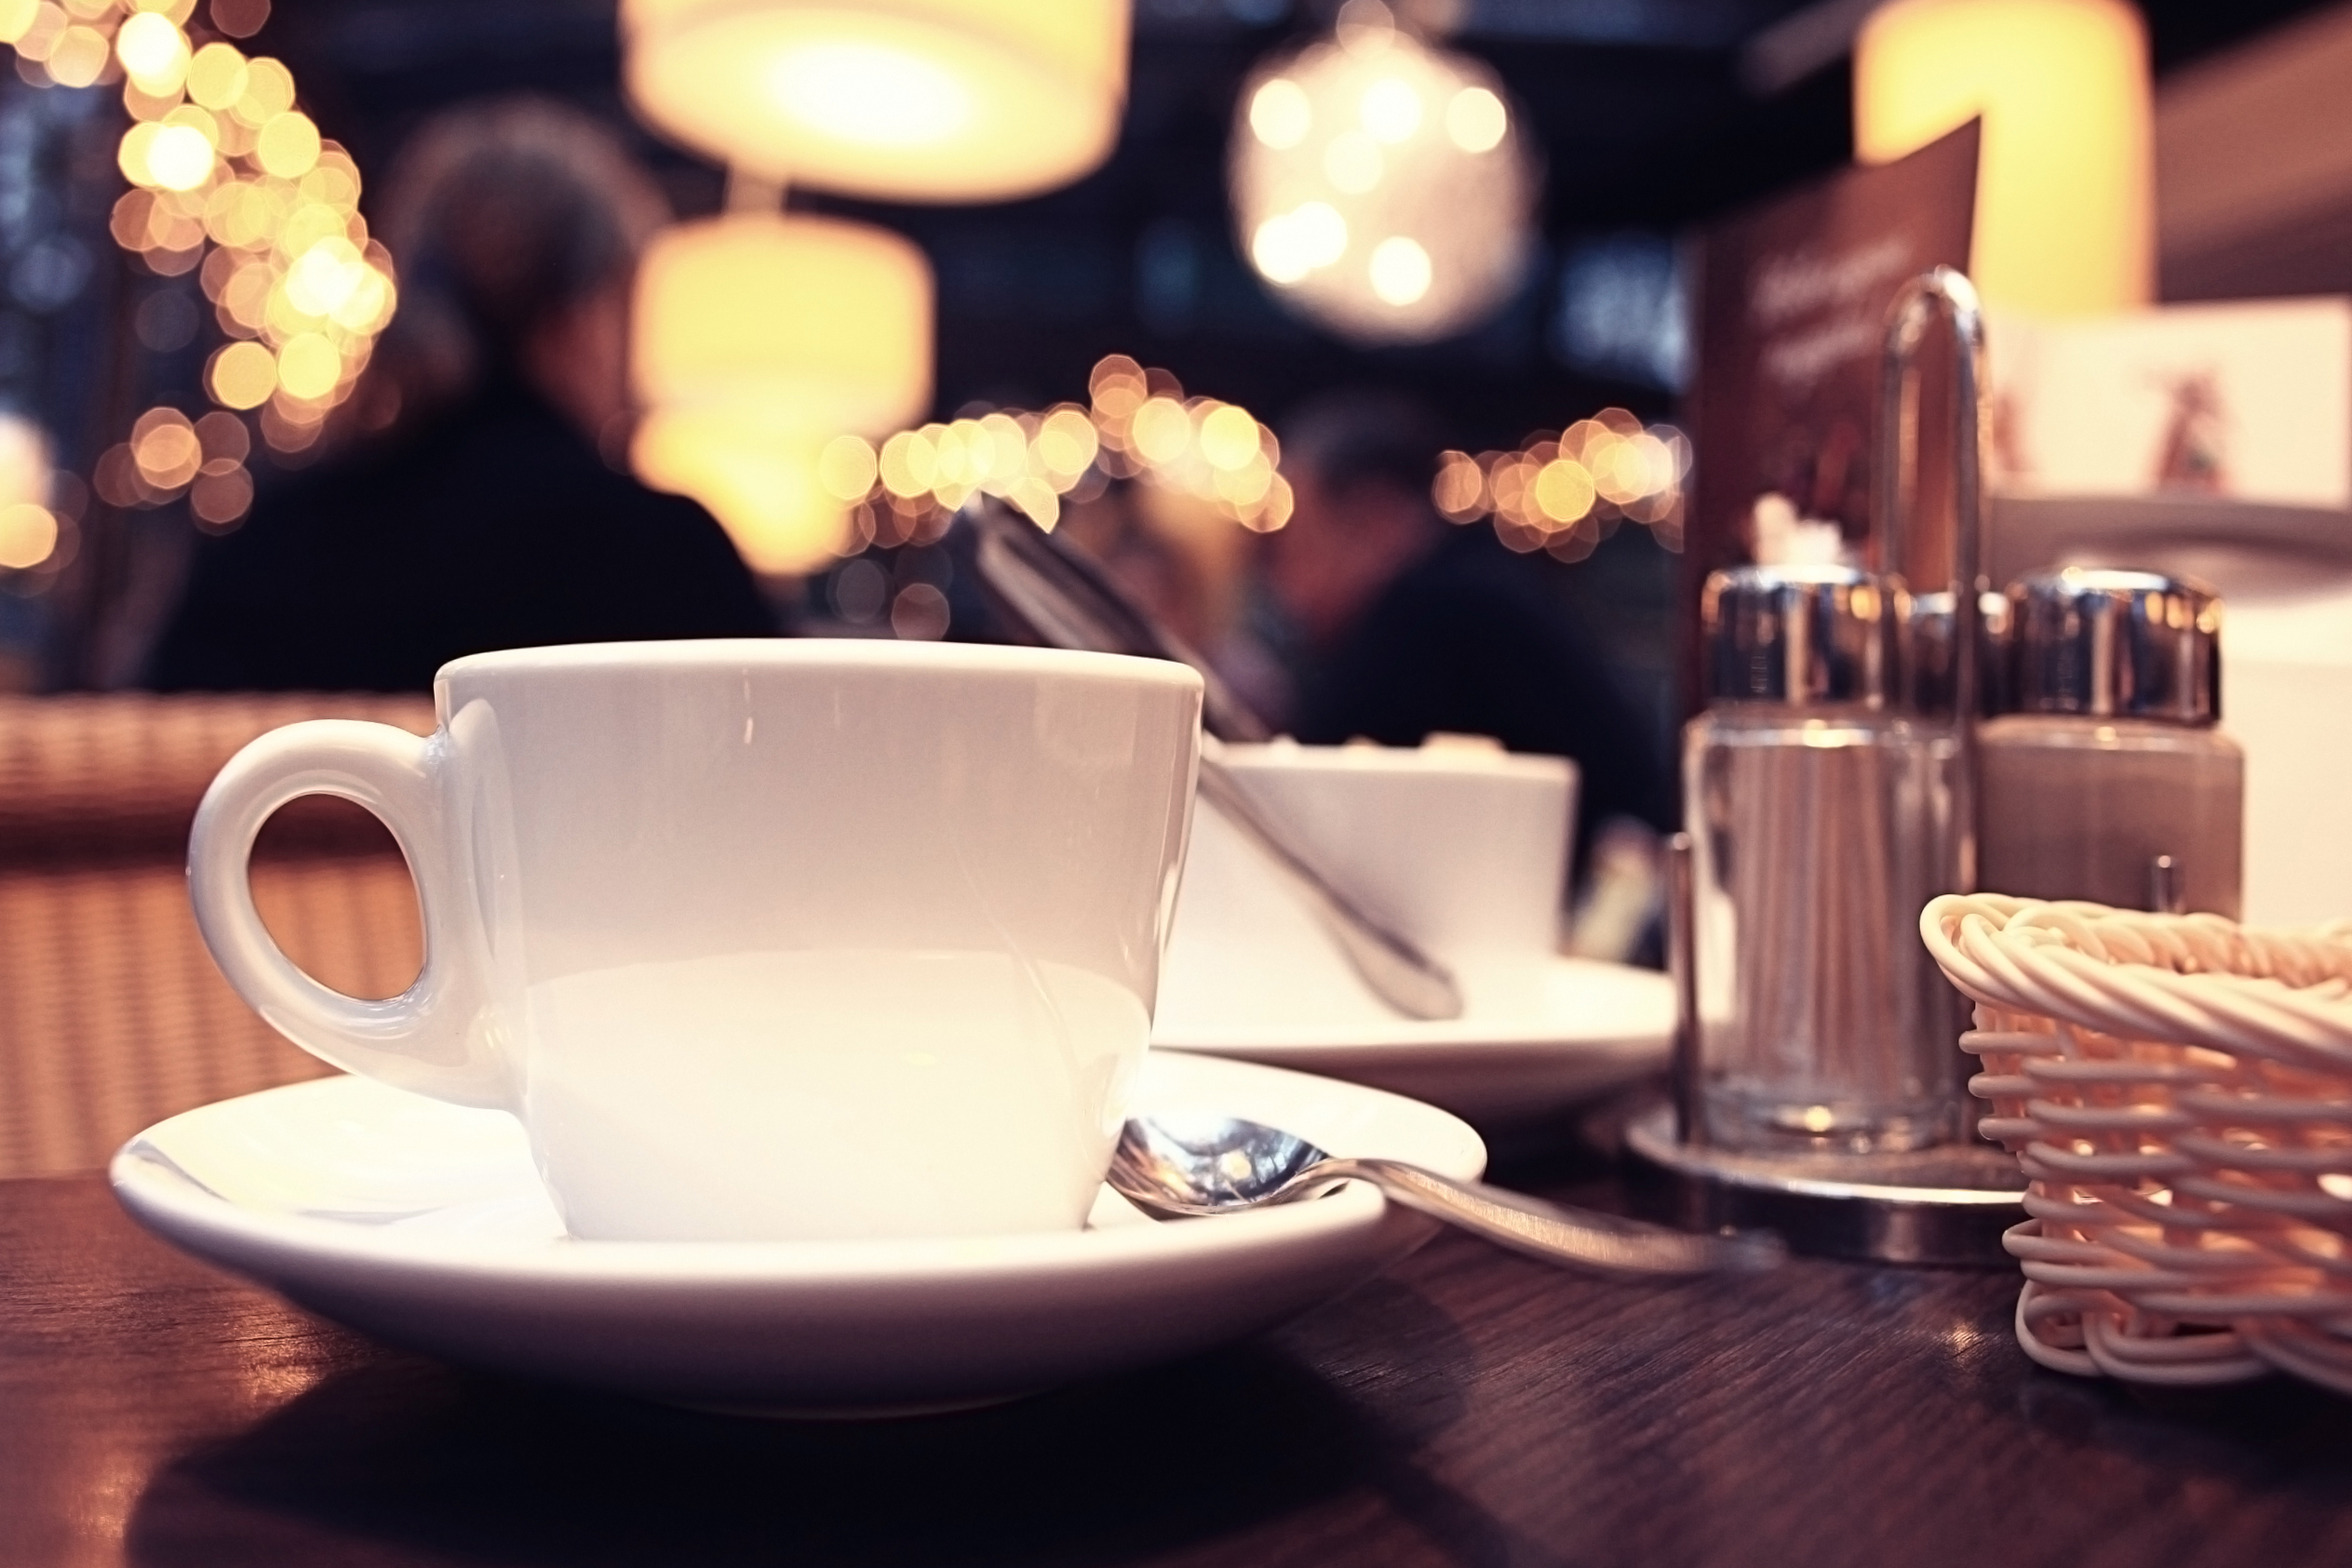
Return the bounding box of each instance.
[1856,0,2153,316]
[631,211,932,572]
[621,0,1130,202]
[632,210,934,434]
[633,408,848,574]
[1229,16,1536,344]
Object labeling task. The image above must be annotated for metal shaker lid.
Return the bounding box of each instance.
[1902,589,2012,716]
[1700,564,1890,707]
[2008,568,2222,723]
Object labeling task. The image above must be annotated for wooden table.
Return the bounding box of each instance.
[6,1142,2350,1568]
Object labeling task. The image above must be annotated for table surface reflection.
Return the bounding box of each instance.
[6,1137,2351,1568]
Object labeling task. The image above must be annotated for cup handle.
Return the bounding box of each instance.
[188,719,505,1108]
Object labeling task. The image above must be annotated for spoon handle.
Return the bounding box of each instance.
[1194,756,1464,1023]
[1304,1158,1786,1277]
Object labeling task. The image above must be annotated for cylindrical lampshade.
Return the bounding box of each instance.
[633,408,849,576]
[621,0,1129,202]
[632,211,934,436]
[1856,0,2152,316]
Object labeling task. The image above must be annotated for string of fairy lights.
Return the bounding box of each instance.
[0,7,1683,586]
[1434,413,1688,561]
[812,354,1685,567]
[799,355,1295,558]
[2,0,393,559]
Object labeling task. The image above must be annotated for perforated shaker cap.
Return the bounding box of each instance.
[2008,569,2222,723]
[1700,564,1891,707]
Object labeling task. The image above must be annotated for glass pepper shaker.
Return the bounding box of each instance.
[1978,568,2242,918]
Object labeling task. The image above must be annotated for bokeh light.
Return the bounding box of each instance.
[1434,409,1690,561]
[1230,23,1537,343]
[7,0,399,516]
[830,354,1294,557]
[0,503,58,570]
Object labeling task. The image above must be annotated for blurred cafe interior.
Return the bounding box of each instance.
[9,0,2352,1558]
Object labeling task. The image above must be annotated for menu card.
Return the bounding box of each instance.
[1680,124,1981,712]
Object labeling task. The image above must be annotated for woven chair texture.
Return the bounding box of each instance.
[1923,893,2352,1393]
[0,694,430,1177]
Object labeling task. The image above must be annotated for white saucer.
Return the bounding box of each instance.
[111,1052,1484,1415]
[1154,955,1673,1130]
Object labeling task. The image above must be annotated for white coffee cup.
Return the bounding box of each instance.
[1158,737,1576,1027]
[188,640,1203,1243]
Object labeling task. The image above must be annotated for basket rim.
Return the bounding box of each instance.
[1922,894,2352,1069]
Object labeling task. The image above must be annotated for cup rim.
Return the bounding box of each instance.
[1217,737,1575,785]
[436,638,1206,691]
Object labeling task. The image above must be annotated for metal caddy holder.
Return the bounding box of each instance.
[1628,268,2027,1266]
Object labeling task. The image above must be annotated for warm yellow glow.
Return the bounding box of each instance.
[1359,75,1420,143]
[633,212,932,436]
[233,55,294,126]
[633,408,852,574]
[131,408,202,489]
[621,0,1129,201]
[1088,354,1146,417]
[1445,86,1506,153]
[815,434,878,502]
[772,40,974,148]
[116,10,191,93]
[1232,29,1533,343]
[276,331,339,399]
[1197,404,1260,470]
[0,0,39,46]
[186,41,249,109]
[1433,449,1484,519]
[1250,77,1310,149]
[141,123,215,191]
[1534,458,1594,525]
[284,236,363,316]
[1034,405,1097,476]
[0,503,57,570]
[1130,397,1190,465]
[1323,131,1381,193]
[47,22,108,86]
[0,414,48,514]
[1856,0,2152,315]
[255,110,320,178]
[1250,200,1348,286]
[1368,235,1431,305]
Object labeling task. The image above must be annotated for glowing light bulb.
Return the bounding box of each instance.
[1369,235,1431,305]
[1250,77,1310,149]
[766,39,973,148]
[1359,75,1420,142]
[115,11,190,93]
[1445,86,1506,152]
[145,123,215,190]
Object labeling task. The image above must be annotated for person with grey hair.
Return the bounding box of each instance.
[148,98,770,693]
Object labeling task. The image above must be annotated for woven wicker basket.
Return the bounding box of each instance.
[1921,894,2352,1392]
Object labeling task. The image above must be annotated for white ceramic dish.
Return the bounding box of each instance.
[1155,955,1673,1130]
[111,1051,1483,1415]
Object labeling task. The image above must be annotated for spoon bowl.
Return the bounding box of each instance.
[1111,1112,1785,1278]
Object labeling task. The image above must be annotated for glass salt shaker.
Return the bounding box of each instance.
[1685,564,1963,1154]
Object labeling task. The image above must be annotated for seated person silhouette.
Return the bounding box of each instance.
[1262,392,1673,862]
[148,97,770,693]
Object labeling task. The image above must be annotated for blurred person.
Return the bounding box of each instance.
[1263,392,1673,863]
[147,98,770,693]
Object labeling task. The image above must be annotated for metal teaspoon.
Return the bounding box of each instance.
[968,501,1464,1021]
[1109,1113,1786,1278]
